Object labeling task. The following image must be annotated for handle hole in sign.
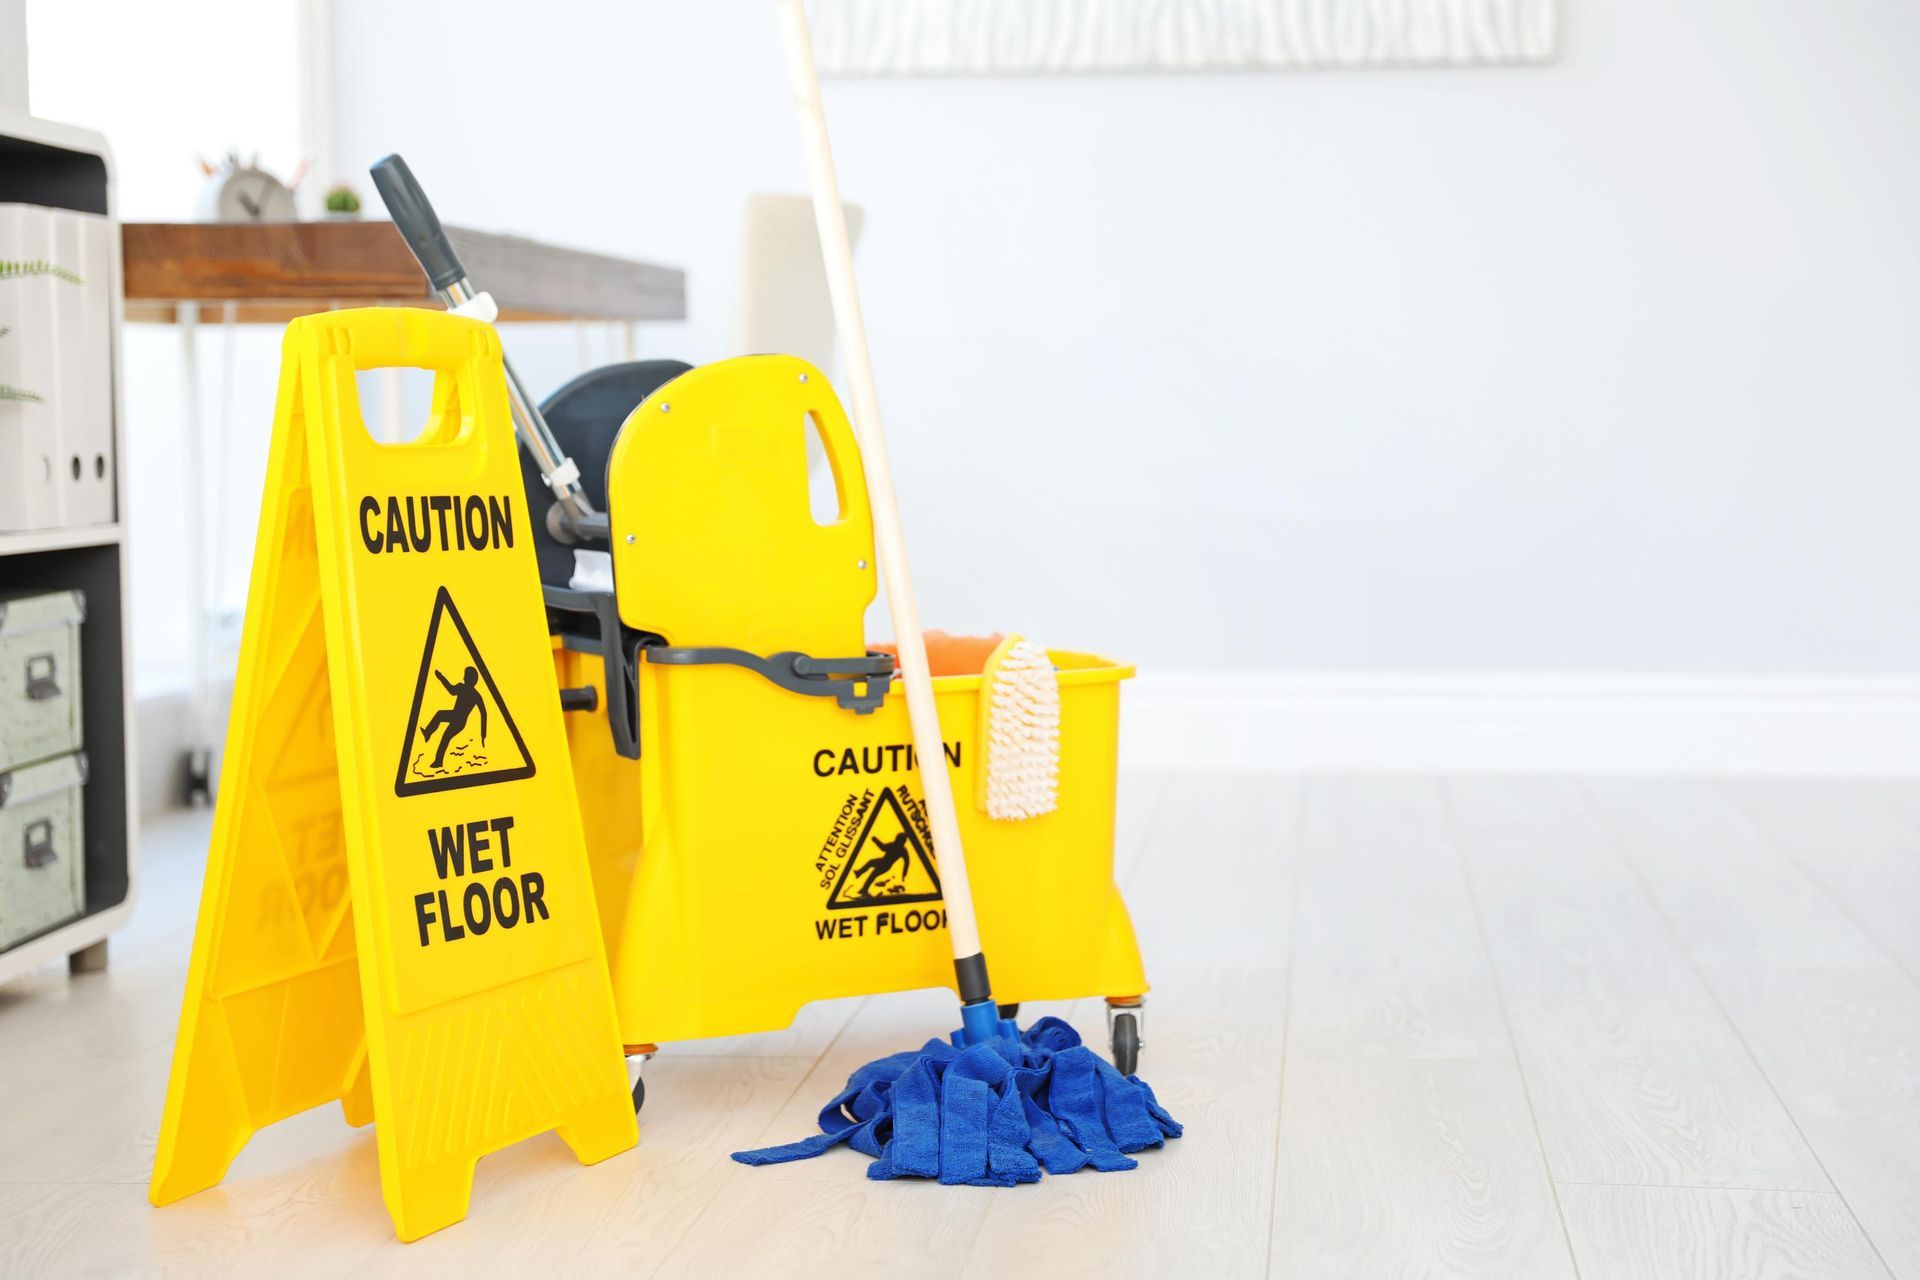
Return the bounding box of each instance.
[803,411,842,526]
[354,366,456,445]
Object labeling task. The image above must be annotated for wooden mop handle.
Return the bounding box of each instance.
[775,0,989,981]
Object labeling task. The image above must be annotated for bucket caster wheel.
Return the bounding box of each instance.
[997,1002,1021,1021]
[1105,999,1144,1076]
[626,1045,657,1114]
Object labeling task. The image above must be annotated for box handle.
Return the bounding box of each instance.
[24,652,60,701]
[23,818,56,869]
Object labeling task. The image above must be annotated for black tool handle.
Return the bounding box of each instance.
[557,686,599,713]
[370,154,466,291]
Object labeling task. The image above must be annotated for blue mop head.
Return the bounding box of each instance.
[732,1016,1181,1186]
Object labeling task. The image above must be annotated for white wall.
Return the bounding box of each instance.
[25,0,302,697]
[319,0,1918,684]
[0,1,25,114]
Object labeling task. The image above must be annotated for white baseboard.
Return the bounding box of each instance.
[1118,672,1920,776]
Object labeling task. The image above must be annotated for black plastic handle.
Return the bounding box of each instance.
[23,818,55,868]
[370,154,466,291]
[24,651,57,699]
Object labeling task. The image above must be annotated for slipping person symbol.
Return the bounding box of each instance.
[420,665,487,770]
[854,830,914,898]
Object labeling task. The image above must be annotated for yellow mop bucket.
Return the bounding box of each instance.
[547,354,1147,1067]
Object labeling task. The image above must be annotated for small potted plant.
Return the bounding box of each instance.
[323,184,363,220]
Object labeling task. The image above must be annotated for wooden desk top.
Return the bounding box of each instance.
[121,221,685,325]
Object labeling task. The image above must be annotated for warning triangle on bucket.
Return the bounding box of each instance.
[826,786,942,910]
[395,586,534,796]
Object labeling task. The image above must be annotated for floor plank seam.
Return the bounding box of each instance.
[1279,1052,1521,1064]
[1877,789,1920,840]
[1552,1180,1852,1195]
[635,1165,730,1280]
[946,783,1184,1280]
[1576,780,1901,1280]
[1707,779,1920,994]
[1263,778,1309,1278]
[646,1052,825,1063]
[742,997,870,1150]
[639,999,875,1280]
[1438,777,1587,1280]
[1112,774,1171,886]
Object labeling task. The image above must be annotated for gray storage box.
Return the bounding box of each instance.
[0,751,86,949]
[0,590,84,771]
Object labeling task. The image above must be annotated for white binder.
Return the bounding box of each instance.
[0,204,116,532]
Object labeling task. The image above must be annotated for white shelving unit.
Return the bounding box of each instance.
[0,111,138,983]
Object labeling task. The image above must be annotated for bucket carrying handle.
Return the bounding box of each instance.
[644,645,893,714]
[543,583,894,763]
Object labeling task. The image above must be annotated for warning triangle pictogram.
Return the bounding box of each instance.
[394,586,534,796]
[826,786,943,910]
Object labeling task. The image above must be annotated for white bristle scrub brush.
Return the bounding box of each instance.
[976,634,1061,821]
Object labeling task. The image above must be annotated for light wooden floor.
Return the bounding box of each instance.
[3,774,1918,1278]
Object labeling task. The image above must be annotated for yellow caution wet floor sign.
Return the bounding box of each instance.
[149,309,635,1241]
